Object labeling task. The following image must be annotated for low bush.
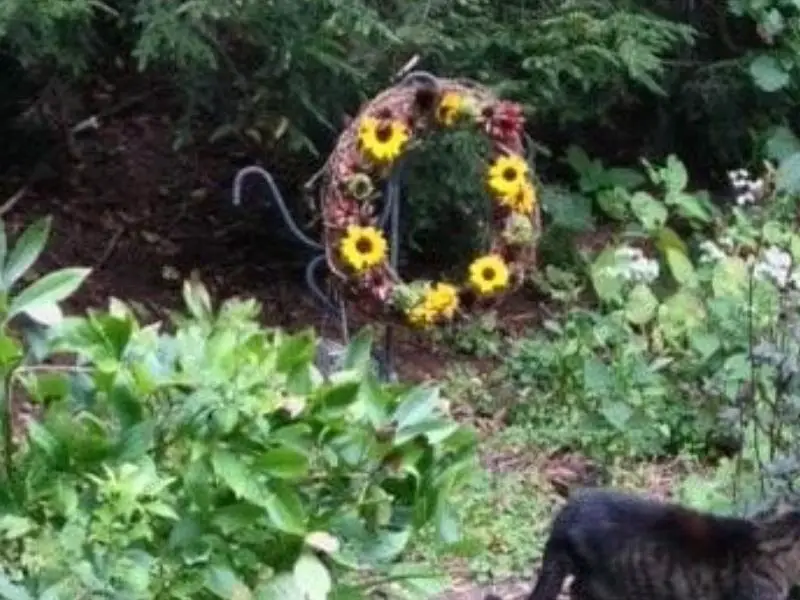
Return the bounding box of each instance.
[0,216,477,599]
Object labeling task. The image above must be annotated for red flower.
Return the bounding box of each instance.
[482,101,525,149]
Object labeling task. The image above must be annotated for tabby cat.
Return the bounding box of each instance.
[519,487,800,600]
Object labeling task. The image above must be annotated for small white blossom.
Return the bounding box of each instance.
[698,240,727,264]
[608,245,660,284]
[727,166,765,206]
[753,245,794,288]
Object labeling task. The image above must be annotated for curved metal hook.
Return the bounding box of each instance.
[396,70,439,89]
[305,254,341,317]
[232,165,323,251]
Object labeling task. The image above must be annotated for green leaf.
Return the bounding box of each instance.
[658,234,696,287]
[0,575,31,600]
[393,386,440,431]
[605,168,646,190]
[342,328,373,373]
[182,278,213,320]
[662,155,688,192]
[540,185,595,231]
[259,447,309,480]
[255,574,304,600]
[265,482,307,535]
[3,216,51,290]
[205,567,252,600]
[600,400,632,430]
[712,256,749,299]
[765,126,800,161]
[629,191,667,231]
[590,247,624,304]
[776,152,800,194]
[293,553,332,600]
[625,284,659,325]
[435,499,460,544]
[211,450,264,506]
[750,55,790,92]
[276,329,317,372]
[7,267,91,322]
[0,515,35,540]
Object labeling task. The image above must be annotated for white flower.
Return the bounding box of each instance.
[727,166,765,206]
[609,245,660,284]
[753,245,793,288]
[698,240,727,264]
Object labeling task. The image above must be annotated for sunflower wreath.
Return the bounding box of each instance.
[321,75,541,329]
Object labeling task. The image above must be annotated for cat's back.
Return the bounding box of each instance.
[554,487,757,559]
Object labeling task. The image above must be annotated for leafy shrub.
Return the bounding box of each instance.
[0,217,477,599]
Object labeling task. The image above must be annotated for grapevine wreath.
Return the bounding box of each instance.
[321,75,541,328]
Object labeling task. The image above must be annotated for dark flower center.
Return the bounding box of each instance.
[503,167,517,181]
[356,237,374,254]
[375,123,393,143]
[482,267,496,281]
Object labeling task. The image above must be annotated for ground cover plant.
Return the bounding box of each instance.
[3,1,800,599]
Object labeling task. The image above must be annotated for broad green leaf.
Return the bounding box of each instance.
[305,531,341,554]
[590,247,624,304]
[211,450,264,506]
[657,290,707,338]
[625,284,659,325]
[596,188,630,221]
[342,328,373,373]
[255,574,304,600]
[205,567,252,600]
[265,483,307,534]
[7,267,91,322]
[712,256,749,299]
[393,386,440,431]
[629,191,667,231]
[3,216,51,290]
[655,226,688,256]
[22,302,62,326]
[749,55,790,92]
[259,447,309,480]
[0,515,34,540]
[605,167,646,189]
[434,499,460,544]
[663,245,696,287]
[277,329,317,372]
[540,185,595,230]
[776,152,800,194]
[663,155,688,192]
[583,357,612,396]
[0,575,31,600]
[293,553,332,600]
[765,126,800,161]
[182,278,213,320]
[357,528,411,564]
[600,400,632,430]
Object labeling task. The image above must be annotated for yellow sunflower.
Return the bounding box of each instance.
[468,254,510,296]
[498,181,537,215]
[406,282,460,327]
[487,154,529,198]
[426,283,460,319]
[357,116,410,165]
[407,303,437,328]
[436,92,465,126]
[339,225,388,273]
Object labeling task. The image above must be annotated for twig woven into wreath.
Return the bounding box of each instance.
[320,74,541,329]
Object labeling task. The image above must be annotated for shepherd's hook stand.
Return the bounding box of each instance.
[230,164,402,382]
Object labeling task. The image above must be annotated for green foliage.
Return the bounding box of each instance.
[0,219,477,599]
